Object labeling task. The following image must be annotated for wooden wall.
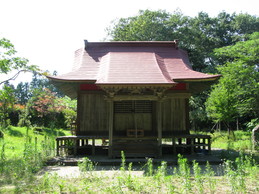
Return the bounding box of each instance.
[78,92,109,135]
[77,92,190,136]
[161,98,189,135]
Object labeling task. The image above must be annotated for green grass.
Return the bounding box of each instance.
[0,126,70,159]
[191,130,253,151]
[0,126,71,187]
[1,153,258,193]
[211,130,253,152]
[0,127,258,193]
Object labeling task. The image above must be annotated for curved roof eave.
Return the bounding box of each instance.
[173,74,221,82]
[46,75,96,83]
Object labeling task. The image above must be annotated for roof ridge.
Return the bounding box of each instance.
[84,40,179,48]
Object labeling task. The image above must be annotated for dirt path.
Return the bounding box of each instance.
[37,166,145,178]
[38,163,225,179]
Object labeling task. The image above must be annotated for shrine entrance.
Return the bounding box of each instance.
[112,100,158,157]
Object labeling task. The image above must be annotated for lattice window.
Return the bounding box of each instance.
[114,100,152,113]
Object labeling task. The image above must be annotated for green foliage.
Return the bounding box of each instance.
[205,130,252,153]
[5,71,72,129]
[14,82,31,105]
[155,161,167,180]
[204,161,216,193]
[107,10,259,71]
[145,158,154,176]
[108,9,174,41]
[0,126,62,187]
[56,96,77,128]
[18,105,31,128]
[189,93,213,131]
[120,150,126,171]
[192,160,204,194]
[247,118,259,131]
[1,147,259,193]
[0,38,27,74]
[0,38,39,85]
[177,154,192,193]
[0,84,16,128]
[206,32,259,125]
[78,157,95,172]
[17,88,76,129]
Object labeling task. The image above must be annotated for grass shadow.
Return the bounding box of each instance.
[33,127,66,136]
[43,128,66,136]
[7,128,24,137]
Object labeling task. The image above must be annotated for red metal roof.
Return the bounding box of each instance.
[48,41,220,85]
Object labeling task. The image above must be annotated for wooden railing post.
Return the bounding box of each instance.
[56,139,60,156]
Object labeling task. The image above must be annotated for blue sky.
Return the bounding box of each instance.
[0,0,258,84]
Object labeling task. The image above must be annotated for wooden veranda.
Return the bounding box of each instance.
[56,134,211,158]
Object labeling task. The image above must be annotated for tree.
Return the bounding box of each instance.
[0,37,39,85]
[107,9,178,41]
[27,88,60,127]
[107,10,259,71]
[19,87,75,128]
[30,71,64,97]
[14,82,31,105]
[0,84,16,128]
[206,32,259,131]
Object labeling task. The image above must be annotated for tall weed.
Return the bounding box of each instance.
[177,154,192,193]
[193,160,204,194]
[0,142,6,173]
[78,157,95,172]
[224,152,257,193]
[224,160,239,193]
[204,161,216,194]
[155,161,167,180]
[120,150,126,171]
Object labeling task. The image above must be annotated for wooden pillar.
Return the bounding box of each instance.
[172,137,176,154]
[157,100,162,158]
[185,98,190,134]
[191,137,194,154]
[56,139,60,156]
[76,91,81,135]
[208,137,211,154]
[108,100,114,158]
[73,138,77,156]
[92,138,95,155]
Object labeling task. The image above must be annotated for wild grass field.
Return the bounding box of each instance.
[0,126,258,193]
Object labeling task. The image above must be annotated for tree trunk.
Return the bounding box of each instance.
[252,125,259,150]
[224,121,236,140]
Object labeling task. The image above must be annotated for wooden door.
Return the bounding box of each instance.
[114,100,153,134]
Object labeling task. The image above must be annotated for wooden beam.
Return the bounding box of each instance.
[157,100,162,158]
[164,93,191,98]
[108,100,114,158]
[113,95,158,101]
